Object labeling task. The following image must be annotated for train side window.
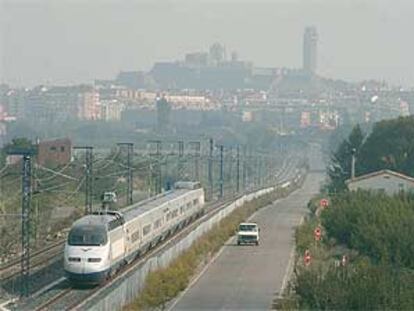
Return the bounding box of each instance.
[143,224,151,236]
[186,202,192,210]
[131,230,140,242]
[154,218,162,229]
[193,199,199,206]
[180,206,184,214]
[108,215,125,231]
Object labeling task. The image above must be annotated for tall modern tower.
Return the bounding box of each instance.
[303,26,318,74]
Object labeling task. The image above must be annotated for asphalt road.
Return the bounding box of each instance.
[170,172,324,310]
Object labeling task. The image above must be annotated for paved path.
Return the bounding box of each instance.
[170,172,324,310]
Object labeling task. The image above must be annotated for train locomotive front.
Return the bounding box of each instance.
[64,217,112,284]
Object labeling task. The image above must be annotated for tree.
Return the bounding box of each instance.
[0,137,34,166]
[327,124,364,193]
[358,116,414,177]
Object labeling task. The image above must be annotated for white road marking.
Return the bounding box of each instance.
[278,215,305,299]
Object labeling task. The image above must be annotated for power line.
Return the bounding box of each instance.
[117,143,134,206]
[35,163,78,181]
[74,146,93,214]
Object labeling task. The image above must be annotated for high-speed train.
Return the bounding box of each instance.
[64,182,205,284]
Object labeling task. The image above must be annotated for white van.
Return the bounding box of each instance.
[237,222,260,246]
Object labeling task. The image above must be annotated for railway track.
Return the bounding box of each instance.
[0,240,65,283]
[15,196,238,311]
[0,155,299,284]
[3,156,305,310]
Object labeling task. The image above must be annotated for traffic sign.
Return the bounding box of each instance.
[304,249,311,266]
[320,198,329,208]
[314,227,322,241]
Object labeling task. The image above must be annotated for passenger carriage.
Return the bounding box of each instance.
[64,182,204,284]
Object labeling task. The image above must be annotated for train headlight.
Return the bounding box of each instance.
[68,257,81,262]
[87,258,102,263]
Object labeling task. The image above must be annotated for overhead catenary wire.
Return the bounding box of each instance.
[35,164,79,181]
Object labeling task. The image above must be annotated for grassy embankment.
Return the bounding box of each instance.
[124,176,305,310]
[278,191,414,310]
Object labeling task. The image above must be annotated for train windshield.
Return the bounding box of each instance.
[68,225,108,246]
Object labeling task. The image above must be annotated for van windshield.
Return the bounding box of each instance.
[68,225,107,246]
[239,224,257,232]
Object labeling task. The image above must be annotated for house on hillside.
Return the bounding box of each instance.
[5,137,72,167]
[37,138,72,167]
[346,169,414,195]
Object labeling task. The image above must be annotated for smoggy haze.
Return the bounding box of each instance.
[1,0,413,87]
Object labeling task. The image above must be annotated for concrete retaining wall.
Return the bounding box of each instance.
[83,185,279,311]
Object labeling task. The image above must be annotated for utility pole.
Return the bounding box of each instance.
[208,138,214,200]
[228,147,233,194]
[177,140,184,180]
[236,145,240,193]
[219,145,224,198]
[7,146,37,297]
[242,146,247,191]
[117,143,134,205]
[189,141,201,181]
[258,154,263,187]
[249,147,254,189]
[351,148,356,180]
[148,140,162,194]
[74,146,93,214]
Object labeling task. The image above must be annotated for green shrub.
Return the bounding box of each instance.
[294,260,414,310]
[289,190,414,310]
[322,190,414,268]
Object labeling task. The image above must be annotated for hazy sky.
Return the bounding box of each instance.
[1,0,413,87]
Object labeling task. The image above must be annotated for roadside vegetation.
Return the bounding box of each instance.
[279,116,414,310]
[280,191,414,310]
[124,178,304,311]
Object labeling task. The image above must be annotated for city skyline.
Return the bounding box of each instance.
[1,0,414,87]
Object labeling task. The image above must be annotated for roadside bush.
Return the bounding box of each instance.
[294,260,414,310]
[295,218,318,254]
[288,190,414,310]
[321,190,414,268]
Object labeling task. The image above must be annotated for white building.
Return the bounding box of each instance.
[346,169,414,195]
[100,99,124,121]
